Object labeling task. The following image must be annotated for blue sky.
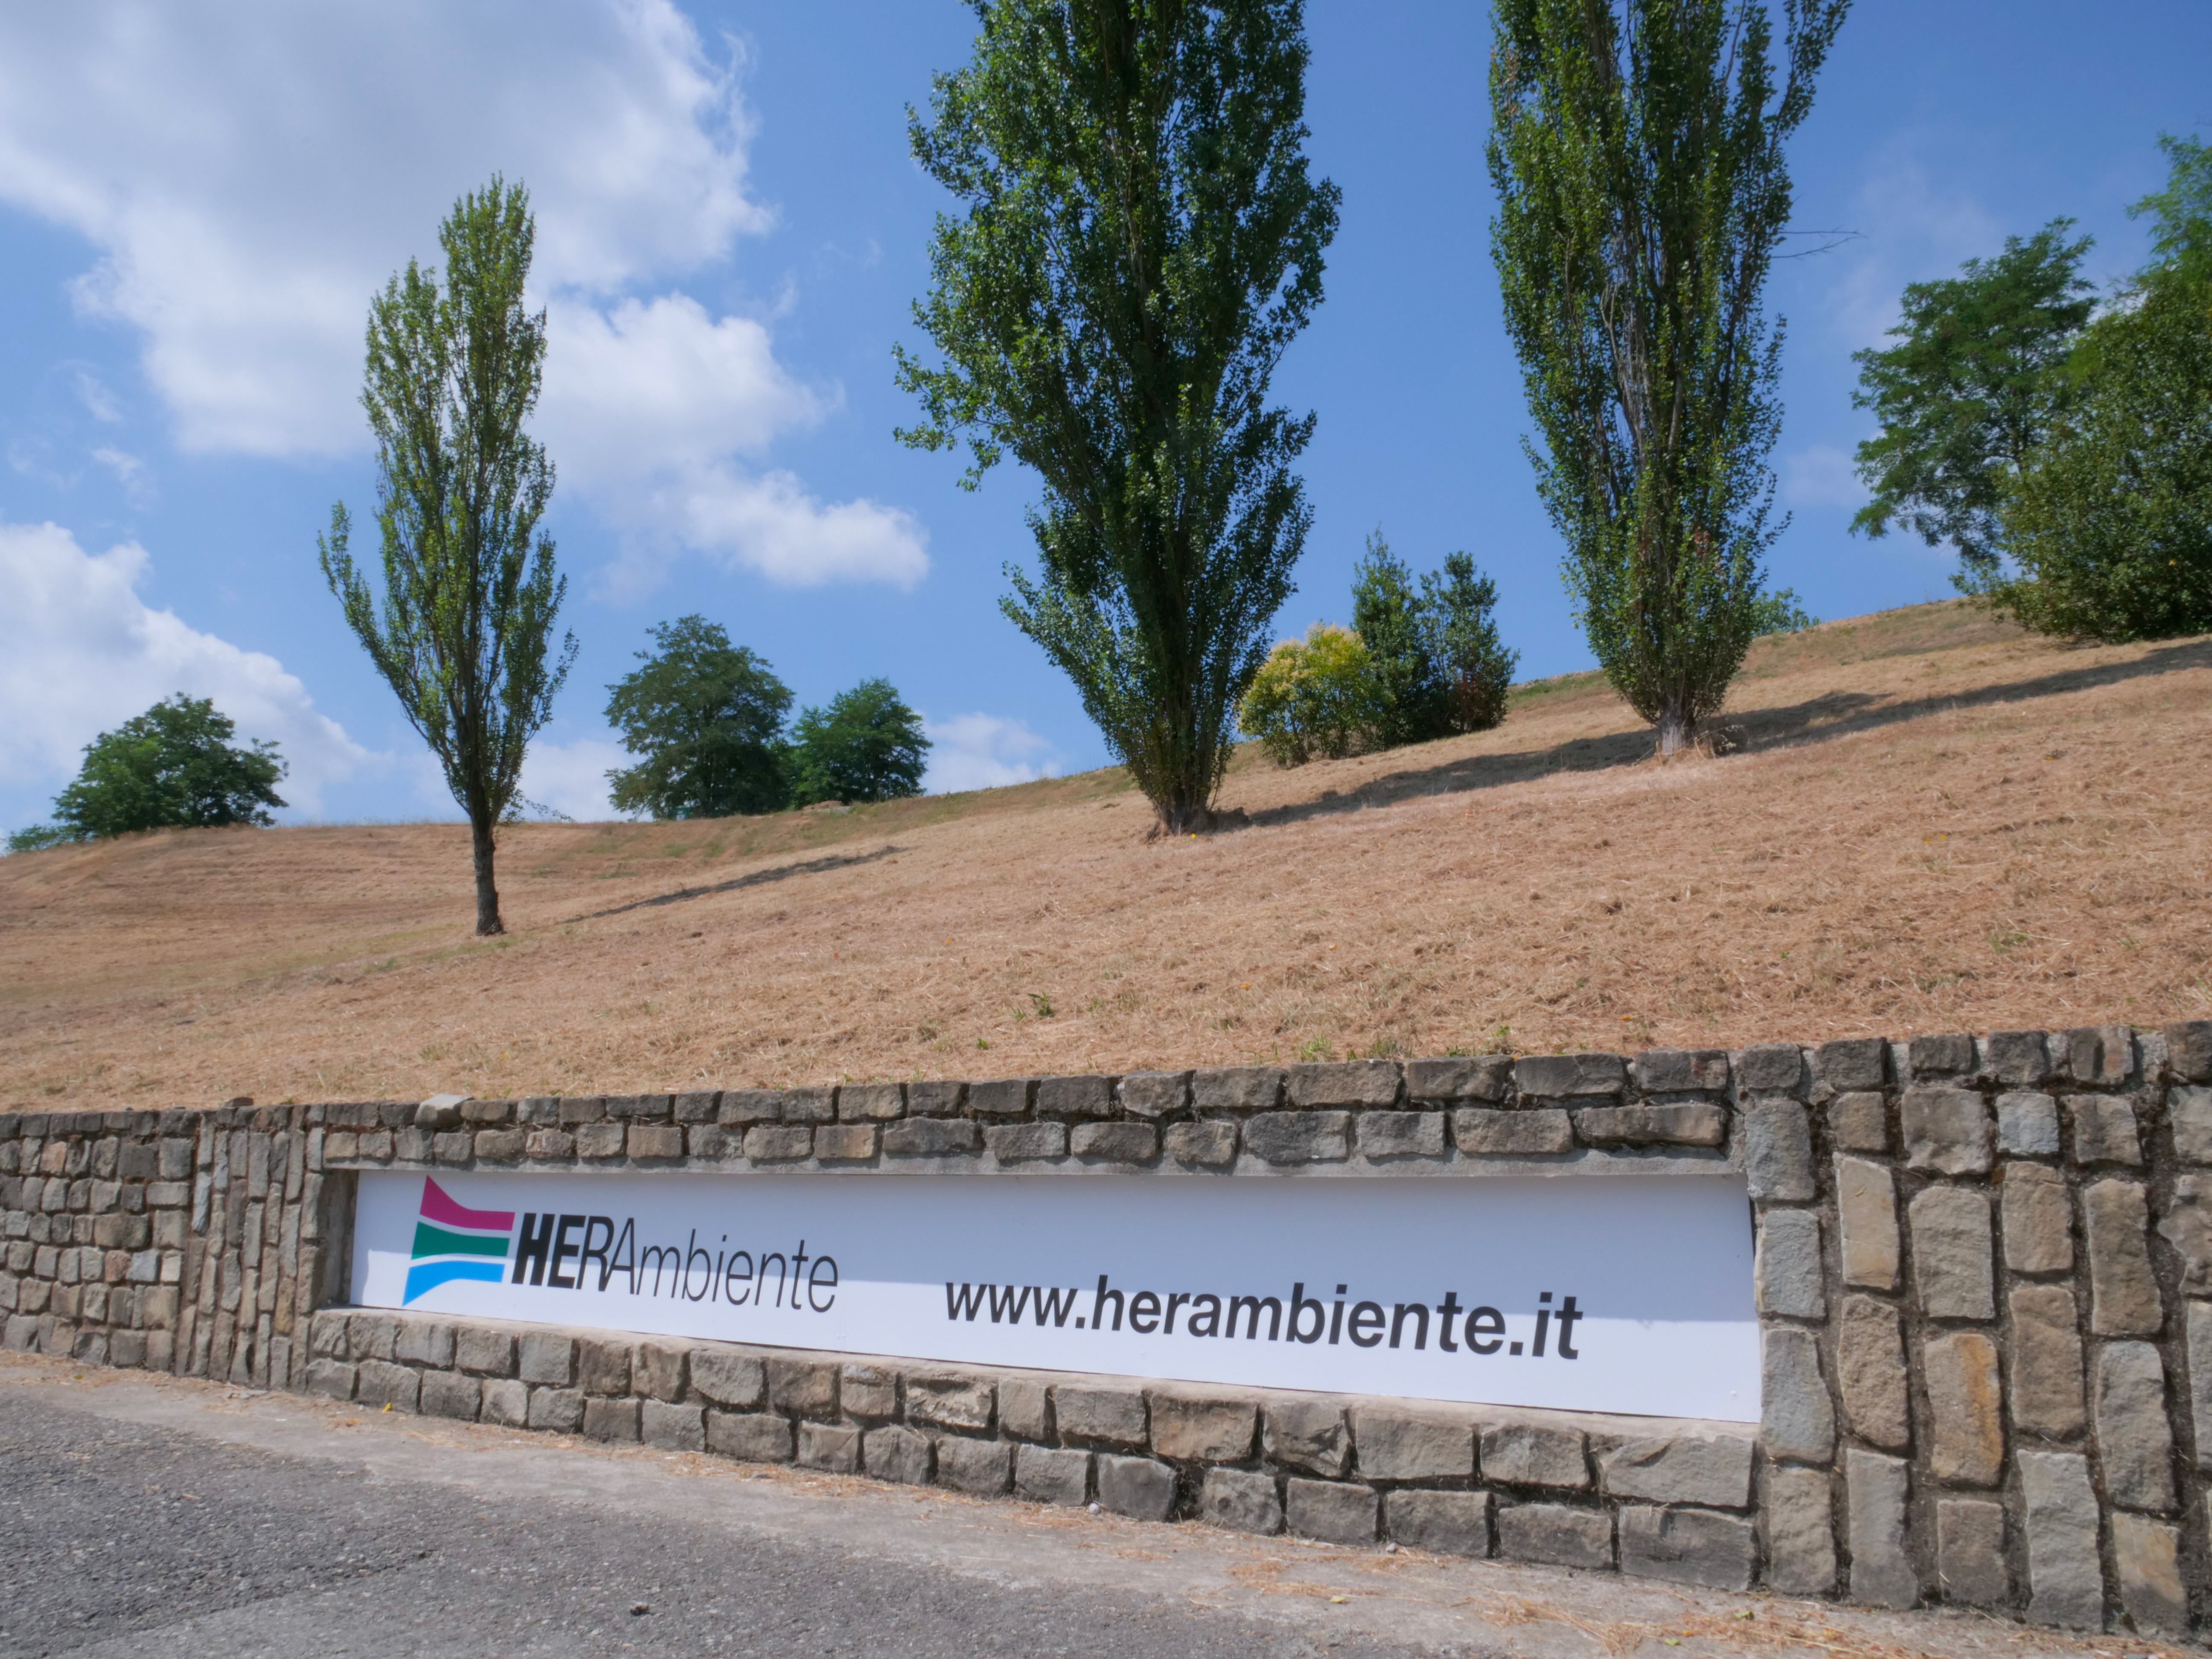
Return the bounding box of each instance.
[0,1,2204,832]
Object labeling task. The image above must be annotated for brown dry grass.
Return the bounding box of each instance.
[3,600,2209,1112]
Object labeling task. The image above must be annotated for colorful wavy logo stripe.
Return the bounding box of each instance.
[403,1178,515,1304]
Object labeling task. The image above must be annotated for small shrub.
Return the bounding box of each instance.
[1237,623,1385,766]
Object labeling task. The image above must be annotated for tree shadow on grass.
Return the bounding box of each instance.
[565,844,904,922]
[1232,637,2212,832]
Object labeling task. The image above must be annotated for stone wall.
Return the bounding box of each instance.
[6,1019,2212,1640]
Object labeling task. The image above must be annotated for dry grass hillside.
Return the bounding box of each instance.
[3,600,2208,1112]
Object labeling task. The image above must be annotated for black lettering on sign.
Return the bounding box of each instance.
[547,1214,584,1290]
[512,1213,554,1286]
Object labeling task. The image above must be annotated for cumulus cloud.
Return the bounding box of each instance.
[516,736,629,823]
[924,714,1062,795]
[0,519,373,815]
[0,1,926,588]
[1817,152,2006,353]
[90,445,154,509]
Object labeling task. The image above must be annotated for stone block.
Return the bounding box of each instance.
[905,1370,993,1431]
[1116,1071,1190,1118]
[583,1397,639,1443]
[2189,1300,2212,1471]
[454,1325,515,1376]
[349,1311,401,1361]
[1633,1048,1731,1095]
[864,1424,933,1485]
[690,1348,765,1409]
[2008,1282,2087,1437]
[1763,1327,1835,1463]
[1845,1449,1916,1609]
[1828,1091,1888,1154]
[1515,1053,1625,1098]
[1813,1038,1888,1094]
[1056,1385,1147,1448]
[1098,1454,1176,1521]
[2019,1450,2103,1628]
[882,1118,981,1158]
[1150,1394,1256,1462]
[304,1358,356,1401]
[1287,1478,1377,1545]
[933,1435,1012,1496]
[1479,1422,1587,1489]
[1909,1033,1974,1078]
[812,1125,876,1162]
[1384,1490,1490,1557]
[1902,1087,1992,1175]
[577,1337,632,1397]
[1570,1104,1726,1147]
[838,1083,903,1122]
[1599,1436,1752,1508]
[626,1124,683,1160]
[1241,1112,1350,1164]
[1997,1091,2061,1158]
[1837,1157,1900,1290]
[1839,1298,1909,1453]
[1452,1109,1572,1156]
[1910,1185,1994,1320]
[1069,1121,1157,1163]
[1739,1043,1807,1097]
[966,1078,1032,1119]
[840,1363,899,1421]
[997,1377,1047,1440]
[781,1088,836,1124]
[419,1369,480,1421]
[1936,1498,2007,1607]
[1985,1029,2049,1087]
[574,1123,625,1160]
[2067,1095,2140,1167]
[355,1359,419,1412]
[1924,1333,2003,1487]
[1036,1074,1112,1119]
[2112,1512,2186,1634]
[2093,1341,2175,1512]
[1266,1399,1351,1476]
[2160,1173,2212,1294]
[1496,1503,1612,1569]
[742,1125,813,1162]
[1356,1112,1445,1159]
[527,1386,585,1433]
[641,1400,704,1451]
[1164,1121,1238,1165]
[1405,1056,1511,1102]
[1618,1506,1755,1590]
[481,1378,528,1428]
[2164,1019,2212,1083]
[1743,1103,1813,1201]
[707,1411,794,1464]
[903,1081,965,1118]
[394,1318,455,1369]
[2002,1163,2073,1275]
[985,1122,1066,1163]
[798,1421,859,1471]
[2085,1179,2160,1336]
[1200,1468,1281,1534]
[1353,1411,1473,1481]
[1762,1466,1836,1595]
[1755,1209,1824,1320]
[1286,1061,1401,1109]
[2171,1084,2212,1165]
[1191,1067,1281,1111]
[767,1358,838,1419]
[1015,1443,1091,1506]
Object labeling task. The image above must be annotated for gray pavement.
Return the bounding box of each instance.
[0,1354,2141,1659]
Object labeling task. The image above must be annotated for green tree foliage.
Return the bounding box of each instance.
[1350,532,1445,746]
[319,178,575,936]
[1748,585,1819,636]
[1988,137,2212,641]
[1487,0,1848,756]
[604,617,794,819]
[6,695,285,851]
[1237,623,1384,765]
[896,0,1340,834]
[1420,553,1520,733]
[1849,222,2096,589]
[788,679,931,806]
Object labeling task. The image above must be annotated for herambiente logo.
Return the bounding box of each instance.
[405,1179,515,1303]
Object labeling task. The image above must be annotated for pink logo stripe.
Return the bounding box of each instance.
[419,1176,515,1233]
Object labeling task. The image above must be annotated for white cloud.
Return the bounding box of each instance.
[90,445,153,509]
[516,736,627,822]
[1781,443,1863,511]
[1819,152,2006,353]
[73,368,119,422]
[0,1,925,589]
[0,519,373,815]
[923,713,1062,795]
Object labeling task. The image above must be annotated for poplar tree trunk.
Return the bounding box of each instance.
[470,815,503,937]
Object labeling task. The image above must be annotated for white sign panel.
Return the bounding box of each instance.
[351,1170,1758,1421]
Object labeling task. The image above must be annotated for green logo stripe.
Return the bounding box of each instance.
[411,1220,512,1261]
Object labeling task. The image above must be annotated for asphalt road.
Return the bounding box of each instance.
[0,1356,2117,1659]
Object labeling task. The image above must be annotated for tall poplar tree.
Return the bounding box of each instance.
[897,0,1340,834]
[1487,0,1848,755]
[320,178,575,935]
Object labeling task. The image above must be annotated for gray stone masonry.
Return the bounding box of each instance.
[10,1019,2212,1638]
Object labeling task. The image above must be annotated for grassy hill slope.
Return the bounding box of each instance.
[3,600,2207,1111]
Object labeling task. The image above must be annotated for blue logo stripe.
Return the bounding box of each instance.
[404,1258,506,1304]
